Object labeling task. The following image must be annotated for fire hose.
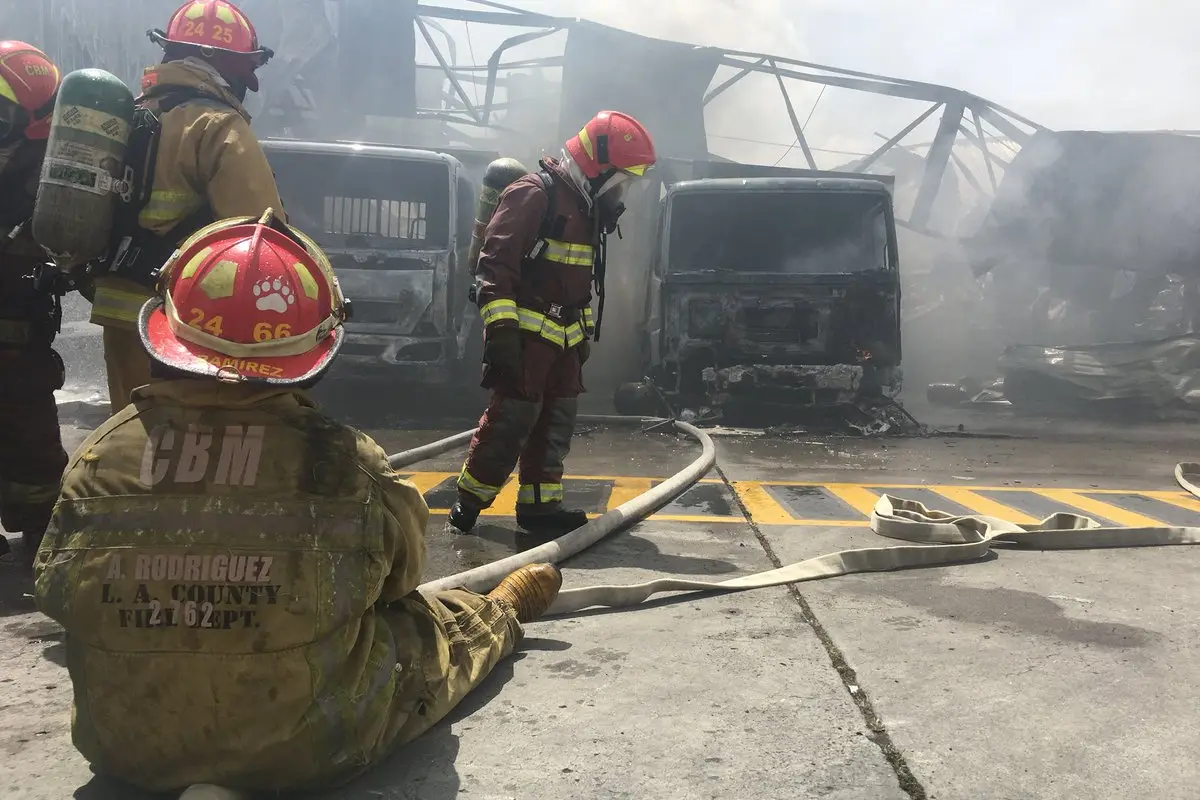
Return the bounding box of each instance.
[391,422,1200,616]
[179,445,1200,800]
[389,416,717,603]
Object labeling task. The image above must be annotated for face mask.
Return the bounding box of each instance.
[592,171,631,232]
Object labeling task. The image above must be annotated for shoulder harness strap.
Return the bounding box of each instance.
[524,169,568,262]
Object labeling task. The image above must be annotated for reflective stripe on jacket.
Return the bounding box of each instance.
[473,157,597,349]
[34,380,436,792]
[89,59,284,330]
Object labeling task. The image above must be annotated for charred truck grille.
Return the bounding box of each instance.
[739,304,819,343]
[349,300,399,325]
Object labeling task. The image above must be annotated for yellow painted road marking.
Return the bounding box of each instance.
[731,482,794,525]
[825,484,881,517]
[607,477,654,508]
[930,487,1039,525]
[402,472,1191,527]
[1034,489,1164,528]
[480,479,520,517]
[1141,490,1200,515]
[403,471,455,495]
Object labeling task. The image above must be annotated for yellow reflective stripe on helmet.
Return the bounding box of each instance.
[91,285,150,324]
[515,307,587,349]
[0,74,17,105]
[577,127,594,160]
[480,298,519,327]
[517,483,564,505]
[542,239,594,267]
[622,163,650,176]
[457,467,502,504]
[139,189,202,226]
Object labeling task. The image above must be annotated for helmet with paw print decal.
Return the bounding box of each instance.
[138,209,350,385]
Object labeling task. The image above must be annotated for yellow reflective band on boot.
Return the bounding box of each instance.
[516,307,587,349]
[480,298,519,327]
[457,467,502,504]
[517,483,565,505]
[91,284,151,325]
[542,239,594,266]
[0,479,61,506]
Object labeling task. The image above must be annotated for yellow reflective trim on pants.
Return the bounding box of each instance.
[0,479,60,506]
[138,189,201,226]
[457,467,502,504]
[480,298,519,327]
[516,307,587,349]
[543,239,594,267]
[91,285,150,325]
[517,483,564,505]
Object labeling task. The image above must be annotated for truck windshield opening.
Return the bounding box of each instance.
[667,190,892,274]
[269,152,451,250]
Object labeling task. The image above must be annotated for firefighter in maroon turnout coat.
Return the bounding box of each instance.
[450,111,656,534]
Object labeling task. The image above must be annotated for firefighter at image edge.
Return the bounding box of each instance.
[89,0,283,415]
[451,110,658,535]
[0,41,70,563]
[33,209,564,793]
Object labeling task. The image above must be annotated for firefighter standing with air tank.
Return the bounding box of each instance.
[450,111,657,535]
[0,41,69,562]
[86,0,283,414]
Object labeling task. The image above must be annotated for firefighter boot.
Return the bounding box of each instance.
[516,502,589,535]
[487,563,563,623]
[447,498,482,533]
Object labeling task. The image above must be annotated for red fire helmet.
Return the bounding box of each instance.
[564,110,657,180]
[0,41,60,140]
[148,0,273,91]
[139,210,349,386]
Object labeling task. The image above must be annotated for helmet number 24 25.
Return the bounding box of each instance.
[181,20,235,45]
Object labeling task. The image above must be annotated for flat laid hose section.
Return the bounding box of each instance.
[390,422,1200,617]
[387,416,716,596]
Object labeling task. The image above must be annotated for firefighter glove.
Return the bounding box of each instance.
[484,326,522,384]
[577,338,591,365]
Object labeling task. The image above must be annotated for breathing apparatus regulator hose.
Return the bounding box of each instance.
[388,416,716,597]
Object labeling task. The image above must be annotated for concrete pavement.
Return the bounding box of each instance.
[2,404,1199,799]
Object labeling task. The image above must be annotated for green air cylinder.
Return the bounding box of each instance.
[32,68,135,266]
[468,157,530,275]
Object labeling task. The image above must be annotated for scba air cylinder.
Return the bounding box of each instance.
[467,157,530,276]
[32,68,135,266]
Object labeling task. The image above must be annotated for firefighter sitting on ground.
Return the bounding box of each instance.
[0,42,70,563]
[451,110,657,535]
[88,0,282,414]
[33,210,563,794]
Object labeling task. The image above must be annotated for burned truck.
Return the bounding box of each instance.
[619,165,901,418]
[262,138,491,383]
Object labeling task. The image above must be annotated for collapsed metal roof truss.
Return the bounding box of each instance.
[416,0,1046,232]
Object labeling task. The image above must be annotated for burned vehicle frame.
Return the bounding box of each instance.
[262,138,488,384]
[625,173,902,419]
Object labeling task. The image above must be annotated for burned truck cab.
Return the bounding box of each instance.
[640,176,902,415]
[261,139,480,383]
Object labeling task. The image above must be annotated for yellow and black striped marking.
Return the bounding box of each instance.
[397,473,1200,527]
